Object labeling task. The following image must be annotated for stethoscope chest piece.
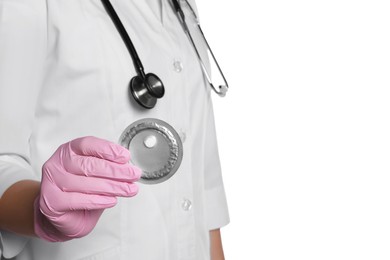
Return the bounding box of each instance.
[102,0,228,110]
[119,118,183,184]
[130,73,165,109]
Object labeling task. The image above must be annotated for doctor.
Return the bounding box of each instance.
[0,0,229,259]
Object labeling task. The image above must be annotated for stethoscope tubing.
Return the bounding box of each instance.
[101,0,146,78]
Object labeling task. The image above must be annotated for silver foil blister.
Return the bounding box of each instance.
[119,118,183,184]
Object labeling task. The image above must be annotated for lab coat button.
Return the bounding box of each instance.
[179,131,186,143]
[173,60,183,72]
[182,198,192,211]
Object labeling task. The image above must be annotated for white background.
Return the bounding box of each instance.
[196,0,390,259]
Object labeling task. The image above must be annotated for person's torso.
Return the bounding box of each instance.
[18,0,214,259]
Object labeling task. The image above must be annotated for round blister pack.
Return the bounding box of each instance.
[119,118,183,184]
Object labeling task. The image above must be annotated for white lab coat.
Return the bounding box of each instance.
[0,0,230,259]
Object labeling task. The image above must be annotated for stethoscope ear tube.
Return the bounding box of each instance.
[196,23,229,97]
[172,0,229,97]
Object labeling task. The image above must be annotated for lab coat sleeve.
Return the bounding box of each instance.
[203,96,230,231]
[0,0,47,258]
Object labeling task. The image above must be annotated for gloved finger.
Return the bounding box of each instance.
[69,136,130,164]
[54,171,139,197]
[63,154,141,182]
[61,193,117,211]
[40,184,118,214]
[51,209,104,239]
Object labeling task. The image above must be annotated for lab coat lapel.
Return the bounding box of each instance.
[144,0,164,25]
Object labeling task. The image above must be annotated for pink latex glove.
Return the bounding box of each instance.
[34,136,141,242]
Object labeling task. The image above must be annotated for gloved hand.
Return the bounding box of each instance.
[34,136,141,242]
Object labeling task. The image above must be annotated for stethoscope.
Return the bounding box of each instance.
[101,0,229,109]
